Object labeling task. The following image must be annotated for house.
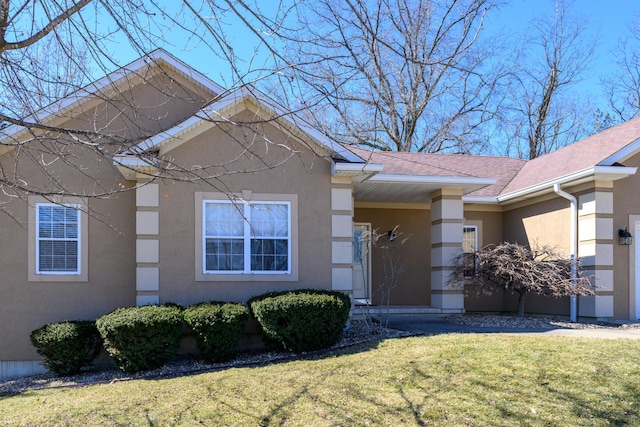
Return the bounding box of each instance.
[2,49,640,379]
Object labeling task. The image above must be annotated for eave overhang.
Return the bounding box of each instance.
[498,165,638,203]
[113,156,158,181]
[331,162,385,183]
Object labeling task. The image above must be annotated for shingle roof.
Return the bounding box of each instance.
[346,116,640,200]
[346,146,526,197]
[500,116,640,195]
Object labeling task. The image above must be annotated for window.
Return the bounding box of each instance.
[462,225,478,277]
[203,200,291,274]
[36,204,81,274]
[28,196,88,282]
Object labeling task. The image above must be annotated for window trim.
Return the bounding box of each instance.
[28,196,89,282]
[36,203,82,275]
[195,191,299,282]
[462,224,479,278]
[202,200,292,275]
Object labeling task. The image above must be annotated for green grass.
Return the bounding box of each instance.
[2,334,640,426]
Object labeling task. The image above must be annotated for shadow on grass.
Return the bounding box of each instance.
[0,338,386,399]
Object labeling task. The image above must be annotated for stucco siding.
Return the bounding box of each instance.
[155,118,334,305]
[0,168,136,361]
[463,210,505,312]
[613,152,640,319]
[502,197,572,316]
[354,207,431,306]
[0,68,214,362]
[503,197,572,255]
[56,68,209,142]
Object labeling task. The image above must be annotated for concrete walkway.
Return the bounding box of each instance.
[375,314,640,339]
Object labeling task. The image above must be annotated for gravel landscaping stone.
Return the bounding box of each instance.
[444,313,640,329]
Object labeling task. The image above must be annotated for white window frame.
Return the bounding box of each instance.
[462,225,478,278]
[35,203,82,275]
[195,191,298,282]
[202,199,292,275]
[28,196,88,282]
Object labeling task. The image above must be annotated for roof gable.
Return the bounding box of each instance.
[120,86,363,164]
[0,49,223,147]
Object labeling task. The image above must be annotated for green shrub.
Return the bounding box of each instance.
[30,320,102,376]
[250,289,351,353]
[96,305,183,373]
[183,302,249,362]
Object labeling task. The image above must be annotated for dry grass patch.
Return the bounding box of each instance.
[2,334,640,426]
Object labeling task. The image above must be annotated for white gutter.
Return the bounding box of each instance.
[331,162,385,175]
[553,183,577,322]
[462,195,500,204]
[499,166,637,202]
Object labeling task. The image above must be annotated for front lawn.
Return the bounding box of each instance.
[2,334,639,426]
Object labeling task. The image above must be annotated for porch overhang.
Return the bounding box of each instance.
[353,174,497,203]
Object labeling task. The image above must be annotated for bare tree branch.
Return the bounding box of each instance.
[271,0,506,154]
[495,0,596,159]
[449,241,593,317]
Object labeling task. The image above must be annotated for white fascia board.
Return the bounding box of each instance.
[148,49,225,94]
[368,174,497,186]
[134,85,361,162]
[498,165,638,202]
[113,156,155,168]
[332,162,385,174]
[592,165,638,178]
[129,91,245,153]
[2,66,133,140]
[462,195,499,204]
[599,137,640,165]
[113,156,158,180]
[132,115,204,153]
[235,87,363,163]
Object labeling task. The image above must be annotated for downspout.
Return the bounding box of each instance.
[553,184,577,322]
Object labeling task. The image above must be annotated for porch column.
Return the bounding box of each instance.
[330,176,354,295]
[578,182,614,319]
[431,188,465,312]
[135,182,160,306]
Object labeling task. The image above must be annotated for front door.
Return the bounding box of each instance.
[353,223,371,302]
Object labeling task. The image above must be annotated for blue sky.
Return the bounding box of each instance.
[99,1,639,108]
[488,0,640,101]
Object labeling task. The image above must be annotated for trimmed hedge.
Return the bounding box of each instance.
[30,320,102,376]
[183,302,249,362]
[249,289,351,353]
[96,305,183,373]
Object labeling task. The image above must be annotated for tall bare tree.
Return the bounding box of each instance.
[497,0,596,159]
[0,0,304,213]
[273,0,505,153]
[602,14,640,123]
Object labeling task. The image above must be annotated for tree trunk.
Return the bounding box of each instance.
[516,292,527,318]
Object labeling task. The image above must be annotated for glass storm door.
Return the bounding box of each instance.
[353,223,371,301]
